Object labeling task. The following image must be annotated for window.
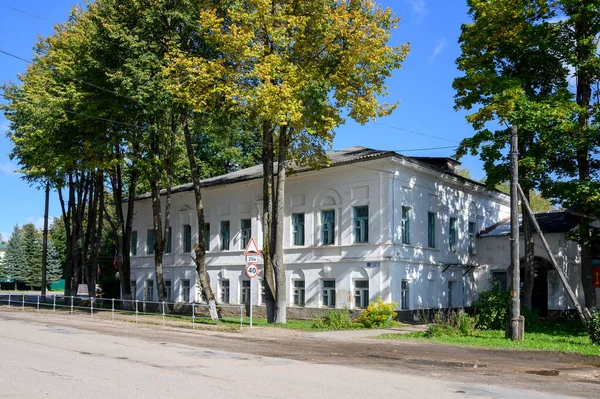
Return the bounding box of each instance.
[492,271,508,292]
[181,279,190,302]
[401,207,410,244]
[353,206,369,243]
[448,281,457,308]
[321,210,335,245]
[204,223,210,251]
[468,222,476,254]
[241,280,251,304]
[220,279,230,303]
[260,279,266,304]
[241,219,251,249]
[130,231,138,256]
[165,227,172,254]
[144,279,154,302]
[449,217,458,251]
[165,280,172,302]
[354,280,369,308]
[183,224,192,253]
[221,221,230,250]
[322,280,336,308]
[401,280,409,310]
[146,229,155,255]
[293,280,305,306]
[427,212,436,248]
[292,213,305,246]
[130,280,137,300]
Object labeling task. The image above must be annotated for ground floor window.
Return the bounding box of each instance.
[492,271,508,292]
[241,280,251,304]
[130,280,137,300]
[144,279,154,302]
[220,279,230,303]
[448,281,457,308]
[260,279,266,304]
[401,280,409,310]
[181,279,190,302]
[354,280,369,308]
[292,280,305,306]
[322,280,336,308]
[165,280,172,302]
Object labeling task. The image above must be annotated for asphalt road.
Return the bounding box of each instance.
[0,314,579,399]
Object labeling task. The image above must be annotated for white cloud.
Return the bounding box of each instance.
[429,37,448,61]
[405,0,427,24]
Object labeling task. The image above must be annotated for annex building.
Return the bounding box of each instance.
[128,146,512,317]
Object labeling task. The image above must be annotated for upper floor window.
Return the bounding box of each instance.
[204,223,210,251]
[146,229,155,255]
[130,231,138,256]
[292,213,305,246]
[353,206,369,243]
[401,206,411,244]
[165,227,172,254]
[221,221,230,250]
[321,210,335,245]
[428,212,436,248]
[183,224,192,253]
[449,217,458,252]
[468,222,476,254]
[241,219,251,249]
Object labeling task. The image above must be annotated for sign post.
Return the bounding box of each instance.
[244,238,261,328]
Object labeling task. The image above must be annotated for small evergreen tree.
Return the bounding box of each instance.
[21,223,42,288]
[2,225,26,289]
[46,240,63,284]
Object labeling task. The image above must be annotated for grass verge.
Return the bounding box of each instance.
[380,321,600,357]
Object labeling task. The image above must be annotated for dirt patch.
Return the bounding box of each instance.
[2,308,600,398]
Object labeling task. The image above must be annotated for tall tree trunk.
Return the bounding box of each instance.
[183,117,219,320]
[262,121,276,323]
[272,126,288,324]
[150,176,165,304]
[574,8,596,308]
[41,183,50,300]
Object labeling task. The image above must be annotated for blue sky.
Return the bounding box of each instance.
[0,0,485,240]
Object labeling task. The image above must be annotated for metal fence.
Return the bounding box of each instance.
[0,293,245,329]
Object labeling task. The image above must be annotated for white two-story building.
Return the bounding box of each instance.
[128,146,510,317]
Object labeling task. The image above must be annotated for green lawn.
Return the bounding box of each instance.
[380,321,600,357]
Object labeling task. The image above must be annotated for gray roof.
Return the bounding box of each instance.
[133,146,497,201]
[478,210,579,238]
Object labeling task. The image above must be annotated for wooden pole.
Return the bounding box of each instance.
[517,184,590,327]
[509,126,523,340]
[41,183,50,300]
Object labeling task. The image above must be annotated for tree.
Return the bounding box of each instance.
[1,226,26,289]
[20,223,42,289]
[166,0,408,323]
[46,241,63,284]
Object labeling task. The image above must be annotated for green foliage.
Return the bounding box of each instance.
[589,312,600,345]
[472,284,510,330]
[520,306,541,332]
[312,309,359,331]
[425,311,476,338]
[354,297,398,329]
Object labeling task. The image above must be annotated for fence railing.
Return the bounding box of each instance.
[0,293,245,329]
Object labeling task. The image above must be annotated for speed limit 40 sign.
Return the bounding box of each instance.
[245,263,259,279]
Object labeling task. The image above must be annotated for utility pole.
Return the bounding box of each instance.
[41,183,50,300]
[509,125,524,340]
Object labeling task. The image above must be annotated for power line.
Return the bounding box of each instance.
[373,121,462,144]
[0,48,140,104]
[330,145,458,153]
[0,2,43,20]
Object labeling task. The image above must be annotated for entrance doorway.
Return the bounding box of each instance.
[521,257,550,317]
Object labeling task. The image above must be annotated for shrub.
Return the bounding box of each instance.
[589,312,600,345]
[312,309,358,330]
[425,311,476,337]
[472,283,510,330]
[452,311,476,336]
[520,307,540,332]
[354,297,398,328]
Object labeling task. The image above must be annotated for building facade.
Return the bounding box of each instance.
[128,147,510,315]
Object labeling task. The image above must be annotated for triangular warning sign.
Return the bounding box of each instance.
[244,237,261,256]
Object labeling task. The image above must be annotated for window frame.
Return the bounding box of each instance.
[220,279,230,303]
[401,280,410,310]
[241,280,251,304]
[183,224,192,253]
[146,229,155,255]
[449,217,458,252]
[181,279,190,302]
[427,212,436,248]
[165,280,172,302]
[144,279,154,302]
[292,280,305,307]
[321,209,335,245]
[468,221,476,254]
[353,205,369,243]
[401,206,411,245]
[241,219,251,249]
[220,221,230,251]
[322,279,336,308]
[204,223,210,252]
[130,231,138,256]
[165,227,172,254]
[292,213,305,246]
[353,279,370,308]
